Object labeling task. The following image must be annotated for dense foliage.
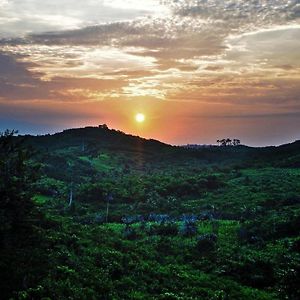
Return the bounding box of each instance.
[1,126,300,299]
[0,130,47,297]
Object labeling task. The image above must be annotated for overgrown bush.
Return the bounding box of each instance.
[196,234,217,253]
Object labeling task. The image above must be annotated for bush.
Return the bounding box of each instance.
[234,260,275,288]
[196,234,217,253]
[149,223,178,236]
[123,226,139,240]
[180,216,197,237]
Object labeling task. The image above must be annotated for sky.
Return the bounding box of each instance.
[0,0,300,146]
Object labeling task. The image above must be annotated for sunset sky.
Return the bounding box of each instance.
[0,0,300,146]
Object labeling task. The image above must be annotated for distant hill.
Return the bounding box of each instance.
[249,140,300,168]
[15,125,300,168]
[20,125,170,153]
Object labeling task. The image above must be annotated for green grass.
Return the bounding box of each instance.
[33,194,52,204]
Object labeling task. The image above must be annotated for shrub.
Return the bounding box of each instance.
[123,226,139,240]
[149,223,178,236]
[180,215,198,237]
[196,234,217,253]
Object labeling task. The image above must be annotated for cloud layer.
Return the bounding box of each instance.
[0,0,300,145]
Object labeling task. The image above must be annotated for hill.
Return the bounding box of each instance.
[22,125,170,153]
[18,125,300,219]
[1,127,300,299]
[20,125,300,169]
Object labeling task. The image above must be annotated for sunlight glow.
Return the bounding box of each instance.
[135,113,145,123]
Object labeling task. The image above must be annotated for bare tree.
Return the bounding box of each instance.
[68,182,73,207]
[67,162,75,208]
[105,193,113,223]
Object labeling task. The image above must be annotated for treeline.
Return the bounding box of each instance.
[217,138,241,146]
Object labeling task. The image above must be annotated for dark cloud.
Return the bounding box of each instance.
[29,22,143,46]
[0,52,127,101]
[170,0,300,24]
[0,16,228,62]
[0,52,40,83]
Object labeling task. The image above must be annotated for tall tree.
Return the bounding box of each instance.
[0,130,42,298]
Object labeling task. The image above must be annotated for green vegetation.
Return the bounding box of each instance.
[1,126,300,299]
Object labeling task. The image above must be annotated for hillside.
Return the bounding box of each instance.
[1,127,300,299]
[21,125,300,168]
[22,125,170,153]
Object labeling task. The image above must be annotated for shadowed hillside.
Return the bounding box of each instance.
[20,125,300,168]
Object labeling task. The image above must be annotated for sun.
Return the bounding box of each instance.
[135,113,145,123]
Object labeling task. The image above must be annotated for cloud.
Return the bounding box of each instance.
[225,25,300,68]
[1,44,158,83]
[170,0,300,24]
[0,51,129,101]
[0,0,168,38]
[0,52,38,82]
[0,0,300,146]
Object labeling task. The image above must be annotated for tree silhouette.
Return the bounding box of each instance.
[233,139,241,146]
[217,138,241,146]
[226,138,232,146]
[220,139,227,146]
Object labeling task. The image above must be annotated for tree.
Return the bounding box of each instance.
[105,192,113,222]
[0,130,43,297]
[0,130,38,241]
[233,139,241,146]
[226,138,232,146]
[217,138,241,146]
[220,139,227,146]
[67,162,75,208]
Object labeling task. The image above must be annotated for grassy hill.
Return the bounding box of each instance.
[1,126,300,299]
